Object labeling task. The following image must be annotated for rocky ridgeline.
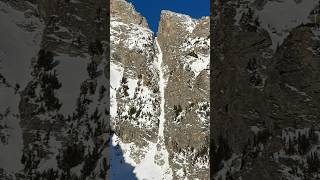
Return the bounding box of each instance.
[157,10,210,180]
[110,0,160,148]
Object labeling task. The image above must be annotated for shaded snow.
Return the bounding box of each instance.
[55,54,88,115]
[0,114,24,173]
[0,1,44,174]
[38,134,62,172]
[257,0,318,49]
[109,134,137,180]
[0,86,19,113]
[0,1,44,88]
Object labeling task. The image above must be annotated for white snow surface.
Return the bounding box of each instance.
[111,17,154,57]
[256,0,318,49]
[195,102,210,126]
[181,37,210,77]
[110,62,124,118]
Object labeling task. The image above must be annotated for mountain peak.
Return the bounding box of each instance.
[111,0,149,28]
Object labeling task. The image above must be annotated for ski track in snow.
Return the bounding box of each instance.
[109,38,173,180]
[157,38,166,138]
[132,38,172,180]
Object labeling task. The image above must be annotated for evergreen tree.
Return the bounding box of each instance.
[35,49,59,72]
[88,40,103,56]
[120,77,129,97]
[99,157,108,179]
[212,135,232,173]
[309,126,318,144]
[298,133,310,155]
[286,138,295,155]
[98,85,106,101]
[307,152,320,173]
[57,143,85,171]
[87,61,99,79]
[81,146,100,177]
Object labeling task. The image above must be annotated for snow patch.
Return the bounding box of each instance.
[111,17,154,57]
[0,1,44,88]
[181,37,210,77]
[256,0,318,49]
[55,54,88,115]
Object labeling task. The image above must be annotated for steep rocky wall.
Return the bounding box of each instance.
[110,0,160,149]
[37,0,107,56]
[110,0,210,179]
[157,11,210,180]
[212,0,320,179]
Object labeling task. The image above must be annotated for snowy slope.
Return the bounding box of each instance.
[0,1,44,88]
[55,54,88,115]
[0,1,44,175]
[234,0,319,50]
[257,0,318,49]
[0,1,108,179]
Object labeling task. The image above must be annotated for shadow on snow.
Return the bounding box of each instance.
[108,133,137,180]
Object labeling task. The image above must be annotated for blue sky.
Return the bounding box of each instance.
[127,0,210,33]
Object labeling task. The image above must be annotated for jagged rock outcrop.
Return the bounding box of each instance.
[157,10,210,180]
[212,0,320,179]
[110,0,160,148]
[37,0,107,56]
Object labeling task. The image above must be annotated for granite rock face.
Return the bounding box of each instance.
[157,10,210,180]
[212,0,320,179]
[110,0,209,179]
